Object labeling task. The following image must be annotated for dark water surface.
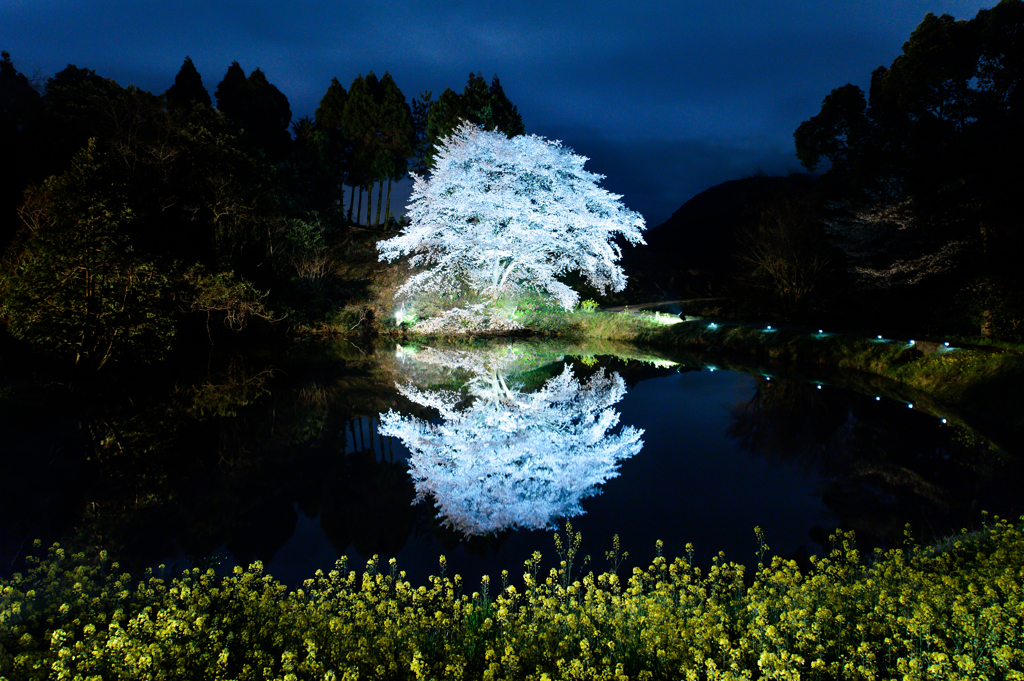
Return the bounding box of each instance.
[2,339,1020,587]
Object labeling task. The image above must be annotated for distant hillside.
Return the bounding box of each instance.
[619,174,818,302]
[648,174,817,268]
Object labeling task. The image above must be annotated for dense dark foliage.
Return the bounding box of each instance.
[792,0,1024,337]
[0,54,525,370]
[634,1,1024,336]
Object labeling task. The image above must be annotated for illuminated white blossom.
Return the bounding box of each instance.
[377,121,646,310]
[379,348,643,534]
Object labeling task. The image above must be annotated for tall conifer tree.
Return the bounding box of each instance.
[377,72,414,227]
[164,56,211,110]
[424,88,464,169]
[461,72,491,125]
[342,73,385,226]
[488,76,524,137]
[214,61,248,120]
[315,77,349,220]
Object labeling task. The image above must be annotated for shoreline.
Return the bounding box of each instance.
[638,317,1024,440]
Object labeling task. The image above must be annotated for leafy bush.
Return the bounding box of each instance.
[3,519,1024,680]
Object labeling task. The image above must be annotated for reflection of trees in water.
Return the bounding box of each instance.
[0,349,432,576]
[728,375,1019,547]
[728,378,853,465]
[319,415,417,559]
[381,346,644,535]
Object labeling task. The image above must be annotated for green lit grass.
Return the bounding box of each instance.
[513,309,665,341]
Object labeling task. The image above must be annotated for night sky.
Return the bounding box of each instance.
[1,0,998,227]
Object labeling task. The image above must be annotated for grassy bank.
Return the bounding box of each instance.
[3,520,1023,680]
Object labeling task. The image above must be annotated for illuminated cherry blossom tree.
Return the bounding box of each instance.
[379,347,644,534]
[377,121,646,310]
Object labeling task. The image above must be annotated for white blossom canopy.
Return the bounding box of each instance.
[379,351,644,535]
[377,121,647,310]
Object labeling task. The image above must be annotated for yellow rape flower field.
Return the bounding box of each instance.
[3,519,1024,680]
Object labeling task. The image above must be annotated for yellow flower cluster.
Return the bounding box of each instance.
[3,519,1024,680]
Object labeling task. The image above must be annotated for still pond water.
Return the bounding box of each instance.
[2,339,1021,587]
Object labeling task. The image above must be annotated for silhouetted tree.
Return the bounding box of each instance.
[376,72,414,227]
[244,68,292,161]
[409,90,433,175]
[214,61,247,120]
[0,51,42,248]
[164,56,211,110]
[461,71,491,125]
[40,64,123,174]
[214,62,292,161]
[314,77,349,219]
[342,72,386,226]
[737,186,843,320]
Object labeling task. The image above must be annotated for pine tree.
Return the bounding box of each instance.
[461,71,491,126]
[422,74,525,169]
[245,68,292,161]
[164,56,211,110]
[343,73,385,226]
[488,75,525,137]
[214,61,248,120]
[377,72,414,227]
[0,51,43,248]
[214,62,292,162]
[423,87,464,169]
[410,90,433,175]
[315,77,349,220]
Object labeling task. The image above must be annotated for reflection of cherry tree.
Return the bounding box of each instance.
[380,351,643,535]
